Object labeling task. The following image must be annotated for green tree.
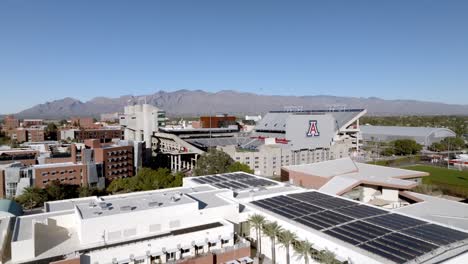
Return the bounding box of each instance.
[227,161,254,174]
[262,221,283,264]
[79,186,104,197]
[16,187,47,209]
[45,180,79,201]
[106,168,184,194]
[294,239,314,264]
[45,122,58,140]
[107,177,135,193]
[392,139,422,155]
[430,137,466,151]
[278,230,297,264]
[193,148,234,176]
[248,214,266,257]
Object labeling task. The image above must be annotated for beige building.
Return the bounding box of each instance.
[281,157,428,209]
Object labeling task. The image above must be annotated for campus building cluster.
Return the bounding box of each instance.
[0,140,143,199]
[119,104,367,176]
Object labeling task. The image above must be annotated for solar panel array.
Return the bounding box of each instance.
[251,191,468,264]
[190,172,277,191]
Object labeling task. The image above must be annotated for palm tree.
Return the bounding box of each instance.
[248,214,266,256]
[262,221,283,263]
[319,249,340,264]
[294,239,314,264]
[278,230,297,264]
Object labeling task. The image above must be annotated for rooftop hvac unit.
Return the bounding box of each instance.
[120,205,133,211]
[148,201,161,207]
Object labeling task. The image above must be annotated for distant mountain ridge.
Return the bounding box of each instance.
[14,90,468,119]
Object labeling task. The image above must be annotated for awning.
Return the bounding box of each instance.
[238,256,254,263]
[166,248,178,253]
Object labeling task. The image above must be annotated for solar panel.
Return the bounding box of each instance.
[323,230,362,245]
[365,213,426,231]
[288,191,332,201]
[307,197,356,209]
[358,243,406,264]
[334,205,388,219]
[401,224,468,245]
[192,172,278,190]
[381,233,438,252]
[249,191,468,264]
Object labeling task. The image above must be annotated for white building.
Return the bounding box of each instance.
[120,104,166,150]
[3,172,468,264]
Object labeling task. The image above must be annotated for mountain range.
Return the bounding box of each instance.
[13,90,468,119]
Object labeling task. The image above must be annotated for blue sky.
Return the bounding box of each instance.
[1,0,467,114]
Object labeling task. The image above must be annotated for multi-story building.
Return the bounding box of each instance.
[22,119,44,127]
[100,112,120,123]
[15,127,46,143]
[0,148,39,166]
[1,115,19,137]
[59,128,123,143]
[71,117,96,129]
[89,139,135,181]
[120,104,166,163]
[120,104,166,145]
[4,172,468,264]
[0,162,33,198]
[33,162,89,188]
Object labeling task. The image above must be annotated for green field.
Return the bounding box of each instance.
[403,165,468,187]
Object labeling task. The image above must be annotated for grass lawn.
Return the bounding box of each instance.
[403,165,468,187]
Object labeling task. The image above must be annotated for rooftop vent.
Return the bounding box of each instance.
[148,201,161,207]
[120,205,134,211]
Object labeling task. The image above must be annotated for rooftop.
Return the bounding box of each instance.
[255,109,366,133]
[33,162,84,169]
[249,190,468,264]
[395,191,468,231]
[283,158,427,194]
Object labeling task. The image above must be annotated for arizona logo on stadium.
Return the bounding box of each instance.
[306,120,320,137]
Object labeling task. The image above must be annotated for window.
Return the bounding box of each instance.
[166,252,176,260]
[181,248,190,254]
[209,242,217,247]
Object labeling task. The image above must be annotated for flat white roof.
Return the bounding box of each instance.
[33,162,83,169]
[395,191,468,231]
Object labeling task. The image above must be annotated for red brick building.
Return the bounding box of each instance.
[71,117,96,129]
[59,128,123,143]
[199,115,237,128]
[34,162,88,188]
[0,149,39,166]
[89,139,134,181]
[22,119,44,127]
[2,115,19,136]
[15,127,45,143]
